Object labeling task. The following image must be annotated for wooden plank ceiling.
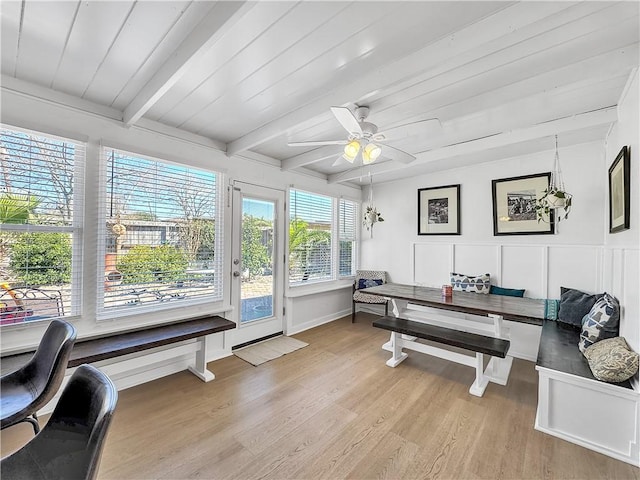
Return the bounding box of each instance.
[1,1,638,185]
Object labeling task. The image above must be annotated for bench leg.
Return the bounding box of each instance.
[386,332,408,367]
[484,356,513,386]
[469,353,490,397]
[187,336,215,382]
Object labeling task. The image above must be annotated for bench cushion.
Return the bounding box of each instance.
[372,316,510,358]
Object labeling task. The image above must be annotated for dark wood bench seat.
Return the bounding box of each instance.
[2,315,235,382]
[68,315,234,367]
[536,319,632,389]
[372,315,511,397]
[373,316,510,358]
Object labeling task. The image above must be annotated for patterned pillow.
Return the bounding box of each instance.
[358,278,383,290]
[544,299,560,320]
[578,293,620,352]
[583,337,639,383]
[450,272,490,294]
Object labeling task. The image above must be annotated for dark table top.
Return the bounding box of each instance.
[361,283,545,325]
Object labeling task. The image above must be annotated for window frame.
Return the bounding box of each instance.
[287,188,359,289]
[0,124,85,323]
[96,145,225,320]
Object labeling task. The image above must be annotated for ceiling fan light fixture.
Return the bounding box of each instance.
[343,140,361,163]
[363,143,382,164]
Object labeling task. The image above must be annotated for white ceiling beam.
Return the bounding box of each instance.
[225,1,598,156]
[122,1,255,126]
[327,107,617,184]
[281,148,339,170]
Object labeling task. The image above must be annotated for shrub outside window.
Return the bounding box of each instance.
[0,126,84,325]
[98,147,223,317]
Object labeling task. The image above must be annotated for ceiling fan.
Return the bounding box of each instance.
[287,106,440,166]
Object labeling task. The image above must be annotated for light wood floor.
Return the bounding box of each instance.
[2,313,639,479]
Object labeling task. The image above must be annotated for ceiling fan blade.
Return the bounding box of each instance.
[379,143,416,164]
[330,106,362,136]
[288,140,347,147]
[374,118,441,142]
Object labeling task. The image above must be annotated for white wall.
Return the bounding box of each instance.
[603,69,640,383]
[361,107,639,384]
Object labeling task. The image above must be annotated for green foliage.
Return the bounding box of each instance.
[0,193,40,224]
[117,245,188,284]
[242,215,270,278]
[289,218,331,280]
[9,232,71,285]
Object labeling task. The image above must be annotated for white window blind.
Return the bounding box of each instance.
[289,189,334,285]
[98,147,223,316]
[0,125,84,325]
[339,198,358,277]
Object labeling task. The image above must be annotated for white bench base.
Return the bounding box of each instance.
[382,331,512,397]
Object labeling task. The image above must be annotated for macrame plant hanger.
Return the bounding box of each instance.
[363,172,383,237]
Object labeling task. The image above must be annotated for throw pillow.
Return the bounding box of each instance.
[578,293,620,352]
[583,337,639,383]
[450,272,490,294]
[489,285,525,297]
[358,278,383,290]
[558,287,602,328]
[544,299,560,320]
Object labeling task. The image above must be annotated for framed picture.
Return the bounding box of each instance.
[609,145,630,233]
[492,173,554,236]
[418,184,460,235]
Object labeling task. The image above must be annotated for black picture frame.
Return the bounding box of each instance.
[418,184,461,235]
[492,172,554,236]
[608,145,630,234]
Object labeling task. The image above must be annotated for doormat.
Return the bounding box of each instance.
[233,336,308,367]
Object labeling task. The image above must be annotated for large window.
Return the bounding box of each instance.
[0,126,84,325]
[98,147,223,316]
[289,189,358,286]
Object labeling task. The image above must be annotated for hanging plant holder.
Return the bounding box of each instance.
[363,174,383,237]
[535,135,573,224]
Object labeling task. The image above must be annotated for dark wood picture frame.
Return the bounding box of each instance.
[418,184,461,235]
[492,172,554,236]
[608,145,630,233]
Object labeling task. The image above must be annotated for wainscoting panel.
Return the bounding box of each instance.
[452,244,498,281]
[500,245,546,299]
[547,245,602,298]
[413,243,452,287]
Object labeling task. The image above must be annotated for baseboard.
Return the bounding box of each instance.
[287,308,351,335]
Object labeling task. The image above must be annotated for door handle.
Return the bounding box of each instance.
[233,271,240,277]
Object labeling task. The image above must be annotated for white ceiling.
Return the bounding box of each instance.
[1,1,638,186]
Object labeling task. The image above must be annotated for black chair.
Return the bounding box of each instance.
[1,319,76,434]
[1,364,118,480]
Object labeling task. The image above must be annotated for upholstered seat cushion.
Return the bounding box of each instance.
[353,291,388,304]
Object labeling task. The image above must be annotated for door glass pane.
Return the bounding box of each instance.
[241,197,274,323]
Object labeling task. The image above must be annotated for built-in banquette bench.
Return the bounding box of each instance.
[2,315,235,383]
[535,320,639,466]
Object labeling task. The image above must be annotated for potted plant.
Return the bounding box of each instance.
[364,205,384,232]
[535,187,572,223]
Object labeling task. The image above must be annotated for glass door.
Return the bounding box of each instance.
[231,182,284,347]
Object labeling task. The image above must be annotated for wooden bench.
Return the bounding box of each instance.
[373,316,510,397]
[2,315,235,383]
[534,320,638,463]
